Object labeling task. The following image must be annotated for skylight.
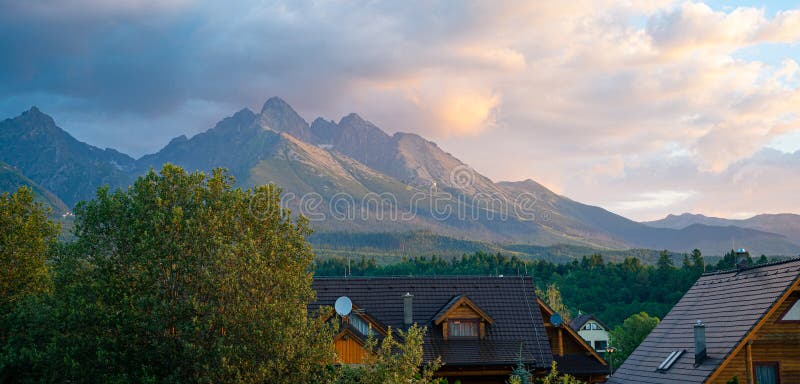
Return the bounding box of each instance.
[656,350,685,372]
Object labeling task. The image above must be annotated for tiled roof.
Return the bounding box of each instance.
[569,313,608,331]
[311,276,554,369]
[555,355,609,376]
[608,258,800,384]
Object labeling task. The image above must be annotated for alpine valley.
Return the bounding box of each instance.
[2,97,799,259]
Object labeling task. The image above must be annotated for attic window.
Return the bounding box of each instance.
[656,350,685,372]
[448,319,479,338]
[781,299,800,321]
[583,323,602,330]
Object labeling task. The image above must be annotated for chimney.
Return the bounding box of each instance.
[735,248,749,271]
[694,320,707,366]
[403,292,414,327]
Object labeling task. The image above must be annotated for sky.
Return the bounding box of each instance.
[1,0,798,221]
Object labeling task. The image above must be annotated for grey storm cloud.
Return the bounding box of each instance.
[1,0,799,220]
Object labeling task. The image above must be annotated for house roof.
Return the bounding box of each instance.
[310,276,554,369]
[608,258,800,384]
[569,313,609,332]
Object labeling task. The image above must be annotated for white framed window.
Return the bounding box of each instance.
[584,322,602,330]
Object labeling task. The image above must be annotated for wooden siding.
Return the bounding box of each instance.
[449,304,483,319]
[712,290,800,384]
[334,334,367,364]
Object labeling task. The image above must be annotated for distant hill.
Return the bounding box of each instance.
[1,100,798,256]
[309,231,703,266]
[643,213,800,246]
[0,161,69,214]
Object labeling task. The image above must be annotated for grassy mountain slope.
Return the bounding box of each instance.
[0,161,69,214]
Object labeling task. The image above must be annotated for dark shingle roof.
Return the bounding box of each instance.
[555,355,610,376]
[608,258,800,384]
[311,276,553,368]
[569,313,609,331]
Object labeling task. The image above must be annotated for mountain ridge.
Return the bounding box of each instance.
[643,212,800,246]
[2,98,798,256]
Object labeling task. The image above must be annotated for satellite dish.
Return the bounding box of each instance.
[550,313,563,327]
[335,296,353,317]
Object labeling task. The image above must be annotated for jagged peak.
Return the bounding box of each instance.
[10,106,59,131]
[20,106,53,122]
[330,112,389,139]
[261,96,295,114]
[233,107,256,120]
[338,112,366,124]
[312,117,335,125]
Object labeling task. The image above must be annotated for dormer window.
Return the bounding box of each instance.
[433,294,494,341]
[448,319,479,338]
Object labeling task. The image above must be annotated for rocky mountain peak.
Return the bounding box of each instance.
[309,117,338,144]
[258,97,312,142]
[260,96,293,113]
[233,107,256,120]
[16,106,56,127]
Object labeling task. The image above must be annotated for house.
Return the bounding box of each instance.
[570,313,611,353]
[311,276,608,384]
[608,257,800,384]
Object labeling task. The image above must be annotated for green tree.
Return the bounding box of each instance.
[0,187,60,381]
[0,187,59,306]
[691,249,704,273]
[536,283,572,324]
[18,165,334,383]
[534,361,585,384]
[656,250,674,271]
[335,325,443,384]
[609,312,660,368]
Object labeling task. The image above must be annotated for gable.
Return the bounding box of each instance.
[433,295,494,325]
[334,328,369,364]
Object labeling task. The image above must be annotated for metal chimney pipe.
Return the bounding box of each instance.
[403,292,414,327]
[694,320,707,366]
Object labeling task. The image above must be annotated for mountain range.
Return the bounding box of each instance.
[2,98,799,256]
[643,213,800,246]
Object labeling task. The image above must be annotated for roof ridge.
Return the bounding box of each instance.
[701,256,800,277]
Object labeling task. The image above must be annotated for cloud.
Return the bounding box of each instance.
[647,3,800,55]
[0,0,798,219]
[609,190,697,213]
[572,149,800,221]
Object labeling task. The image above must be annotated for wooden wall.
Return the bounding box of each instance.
[334,335,367,364]
[712,289,800,384]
